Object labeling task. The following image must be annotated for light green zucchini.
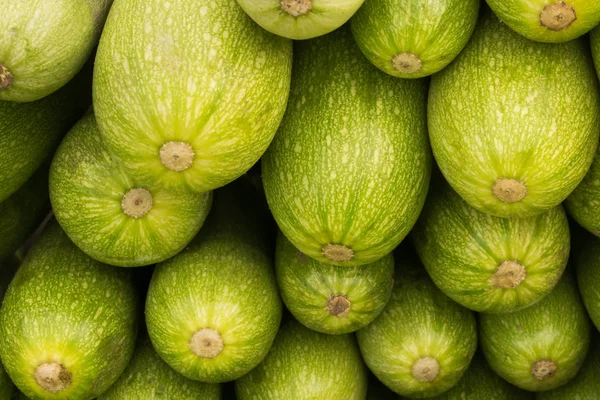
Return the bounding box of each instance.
[412,176,569,313]
[0,257,19,400]
[573,231,600,331]
[351,0,479,78]
[93,0,292,194]
[486,0,600,43]
[262,24,431,267]
[50,112,212,267]
[236,0,365,40]
[275,231,394,335]
[0,221,138,399]
[479,273,591,391]
[428,7,600,218]
[356,258,477,398]
[145,180,281,383]
[235,319,368,399]
[0,0,112,102]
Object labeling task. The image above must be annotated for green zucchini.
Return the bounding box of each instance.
[262,25,431,267]
[0,61,91,204]
[0,221,138,399]
[574,231,600,331]
[50,112,212,267]
[479,273,591,391]
[145,180,282,383]
[486,0,600,43]
[275,231,394,335]
[351,0,479,78]
[412,176,569,313]
[428,7,600,218]
[356,258,477,398]
[235,0,365,40]
[98,335,221,399]
[0,257,19,400]
[235,319,368,399]
[0,0,112,102]
[93,0,292,194]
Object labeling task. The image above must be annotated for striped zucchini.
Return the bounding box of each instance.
[93,0,292,194]
[262,25,431,267]
[235,319,368,399]
[275,231,394,335]
[50,112,212,267]
[479,273,591,391]
[0,0,112,102]
[351,0,479,78]
[428,7,600,218]
[412,176,569,313]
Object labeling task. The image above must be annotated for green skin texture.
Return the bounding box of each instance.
[262,25,431,267]
[356,264,478,398]
[49,112,212,267]
[93,0,292,194]
[351,0,479,78]
[235,319,368,400]
[486,0,600,43]
[145,183,282,383]
[428,8,600,219]
[412,178,569,313]
[98,335,221,400]
[0,221,138,400]
[479,273,591,392]
[0,62,91,204]
[565,26,600,238]
[0,0,112,102]
[0,257,19,400]
[235,0,365,40]
[404,352,532,400]
[0,165,50,262]
[275,231,394,335]
[536,336,600,399]
[574,232,600,331]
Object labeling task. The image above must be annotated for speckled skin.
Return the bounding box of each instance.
[262,25,431,267]
[536,337,600,399]
[0,63,91,204]
[236,0,365,40]
[275,231,394,334]
[351,0,479,78]
[145,182,282,383]
[479,273,591,392]
[565,26,600,238]
[235,319,368,399]
[0,221,138,400]
[93,0,292,194]
[428,8,600,218]
[357,262,477,398]
[98,335,221,400]
[0,257,19,400]
[574,233,600,331]
[486,0,600,43]
[49,112,212,267]
[0,0,112,102]
[412,177,569,313]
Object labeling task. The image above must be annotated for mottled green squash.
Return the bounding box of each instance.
[573,231,600,331]
[236,0,365,40]
[275,231,394,335]
[98,335,221,399]
[262,25,431,267]
[93,0,292,194]
[351,0,479,78]
[0,62,91,204]
[428,7,600,218]
[0,221,138,399]
[0,0,112,102]
[235,319,367,399]
[479,273,591,391]
[356,258,477,398]
[412,176,569,313]
[50,112,212,267]
[486,0,600,43]
[145,181,281,383]
[0,257,19,400]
